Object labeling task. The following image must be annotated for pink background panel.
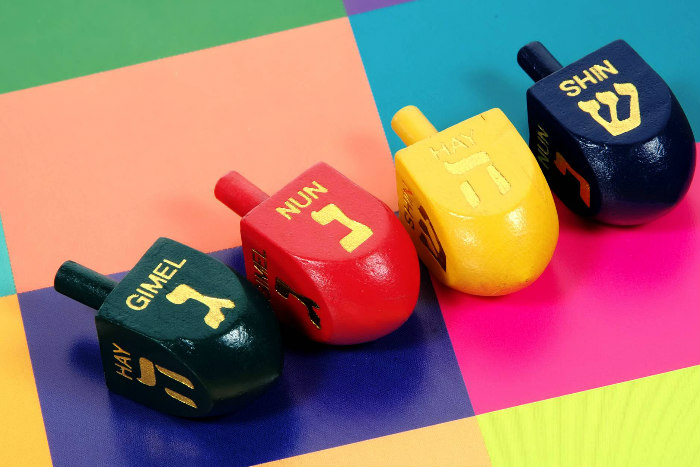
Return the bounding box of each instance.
[436,143,700,415]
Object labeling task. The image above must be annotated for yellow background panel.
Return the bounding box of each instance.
[0,295,52,467]
[478,366,700,467]
[256,417,491,467]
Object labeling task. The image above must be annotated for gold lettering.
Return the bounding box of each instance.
[451,136,469,152]
[289,192,313,209]
[112,342,130,355]
[115,364,133,380]
[559,79,580,97]
[139,274,168,295]
[136,288,154,299]
[252,249,270,299]
[589,67,603,81]
[536,124,550,169]
[163,258,187,268]
[114,354,131,369]
[311,204,373,253]
[153,263,175,280]
[578,82,641,136]
[166,284,235,329]
[554,152,591,207]
[592,60,618,80]
[573,70,597,90]
[126,294,150,311]
[444,151,511,208]
[276,201,301,220]
[137,358,197,409]
[460,128,476,146]
[302,181,328,199]
[429,144,450,160]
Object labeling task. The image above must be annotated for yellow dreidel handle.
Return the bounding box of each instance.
[392,105,437,146]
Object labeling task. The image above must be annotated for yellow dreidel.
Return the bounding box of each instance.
[392,106,559,296]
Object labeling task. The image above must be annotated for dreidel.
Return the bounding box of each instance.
[518,40,696,225]
[391,106,559,296]
[215,162,420,345]
[54,237,283,417]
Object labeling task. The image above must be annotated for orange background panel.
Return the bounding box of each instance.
[255,418,491,467]
[0,17,396,293]
[0,295,52,467]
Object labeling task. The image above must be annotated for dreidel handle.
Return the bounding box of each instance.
[215,171,271,216]
[54,261,117,310]
[517,41,563,82]
[391,105,438,146]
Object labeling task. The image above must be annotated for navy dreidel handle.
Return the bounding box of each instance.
[54,261,117,310]
[518,42,563,82]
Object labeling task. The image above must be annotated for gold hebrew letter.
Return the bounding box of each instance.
[166,284,235,329]
[137,357,197,408]
[577,82,641,136]
[275,278,321,329]
[554,152,591,207]
[311,203,373,253]
[418,205,446,272]
[443,151,511,208]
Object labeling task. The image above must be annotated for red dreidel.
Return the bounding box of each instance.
[215,162,420,345]
[54,237,283,417]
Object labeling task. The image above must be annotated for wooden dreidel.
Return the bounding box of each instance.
[518,40,696,225]
[215,162,420,345]
[391,106,559,296]
[54,237,283,417]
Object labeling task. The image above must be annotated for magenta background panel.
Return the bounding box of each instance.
[436,143,700,415]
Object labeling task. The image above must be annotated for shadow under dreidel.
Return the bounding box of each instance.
[106,377,300,467]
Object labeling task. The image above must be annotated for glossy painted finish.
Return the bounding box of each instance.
[392,106,559,296]
[53,237,283,417]
[518,40,696,225]
[216,162,421,345]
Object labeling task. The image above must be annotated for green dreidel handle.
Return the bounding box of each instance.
[55,261,116,310]
[54,237,284,418]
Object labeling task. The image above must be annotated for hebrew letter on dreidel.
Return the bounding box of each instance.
[311,203,373,253]
[578,82,641,136]
[418,205,446,272]
[166,284,235,329]
[275,278,321,329]
[137,357,198,408]
[443,151,511,208]
[554,152,591,207]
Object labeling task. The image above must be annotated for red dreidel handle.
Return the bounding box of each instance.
[215,172,270,216]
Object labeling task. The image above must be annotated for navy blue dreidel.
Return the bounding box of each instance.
[54,237,283,417]
[517,40,696,225]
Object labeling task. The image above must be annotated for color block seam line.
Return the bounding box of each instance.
[345,17,396,164]
[0,16,348,98]
[474,363,700,417]
[0,213,17,297]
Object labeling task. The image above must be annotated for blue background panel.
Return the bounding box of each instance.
[18,246,472,467]
[350,0,700,155]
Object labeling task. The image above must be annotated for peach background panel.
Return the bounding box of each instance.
[436,143,700,415]
[0,17,396,293]
[255,417,491,467]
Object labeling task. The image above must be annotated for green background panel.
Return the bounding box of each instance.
[0,215,16,297]
[0,0,346,94]
[478,366,700,467]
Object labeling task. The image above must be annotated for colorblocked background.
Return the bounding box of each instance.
[1,0,699,466]
[0,17,398,294]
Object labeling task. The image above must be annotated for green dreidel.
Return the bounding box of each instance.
[54,237,283,417]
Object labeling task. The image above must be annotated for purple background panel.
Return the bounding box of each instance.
[343,0,414,16]
[19,246,472,467]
